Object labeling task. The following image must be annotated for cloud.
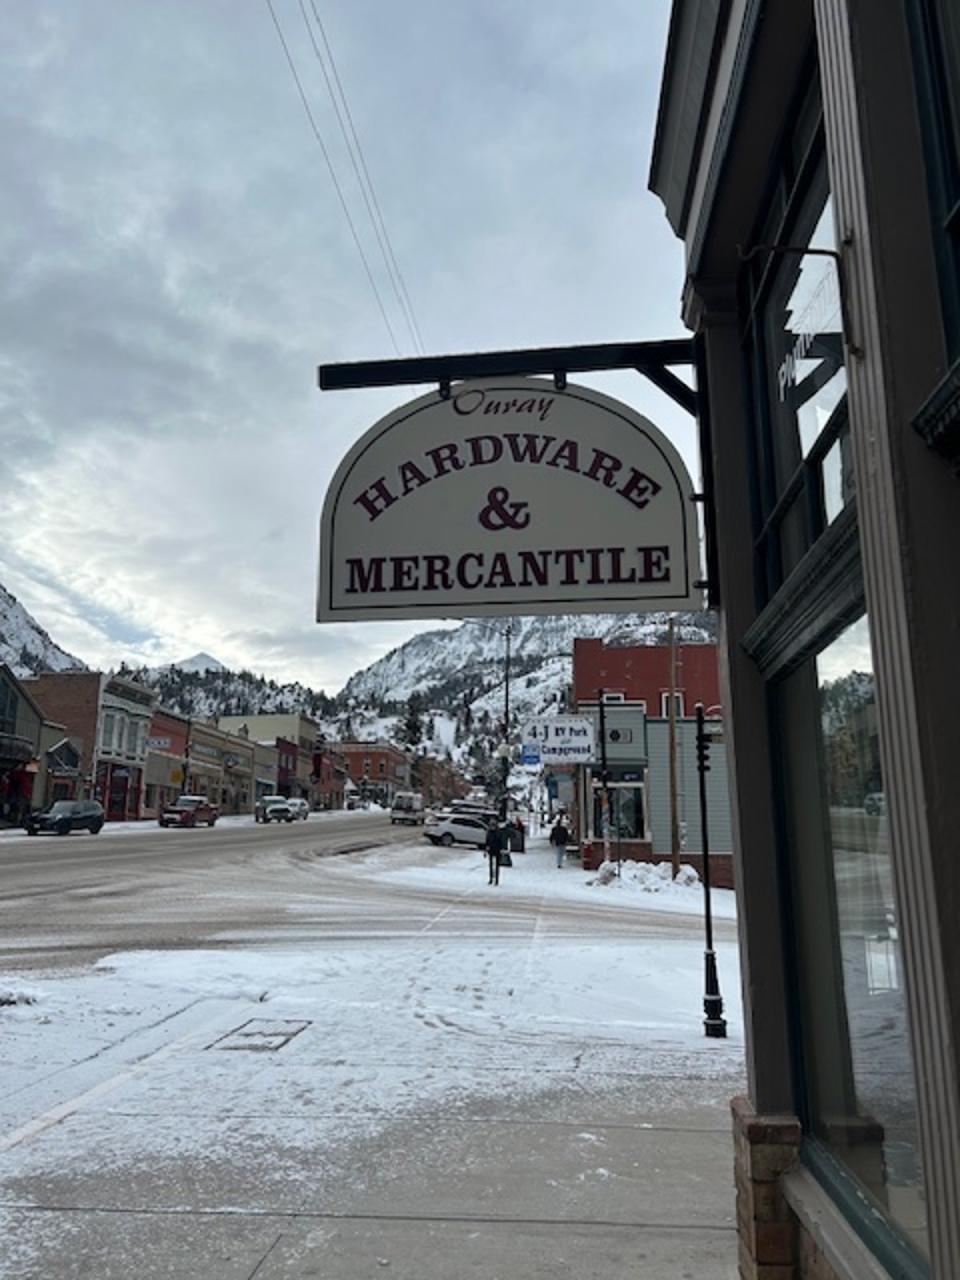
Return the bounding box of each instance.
[1,0,690,694]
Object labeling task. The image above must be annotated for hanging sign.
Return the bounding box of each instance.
[524,715,596,764]
[317,378,702,622]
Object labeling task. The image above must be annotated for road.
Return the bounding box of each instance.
[0,811,734,974]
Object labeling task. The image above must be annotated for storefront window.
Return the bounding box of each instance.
[742,117,857,597]
[775,616,928,1260]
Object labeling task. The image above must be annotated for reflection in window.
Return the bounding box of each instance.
[773,200,848,460]
[776,616,927,1259]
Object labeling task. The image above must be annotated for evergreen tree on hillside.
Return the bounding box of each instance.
[398,693,424,749]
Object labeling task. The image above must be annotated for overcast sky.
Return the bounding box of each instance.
[0,0,695,695]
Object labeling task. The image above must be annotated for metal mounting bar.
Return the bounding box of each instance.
[319,338,695,399]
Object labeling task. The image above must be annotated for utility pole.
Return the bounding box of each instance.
[597,688,613,871]
[500,621,513,820]
[668,618,680,880]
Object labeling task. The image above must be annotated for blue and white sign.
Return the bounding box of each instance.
[521,742,541,766]
[523,715,595,764]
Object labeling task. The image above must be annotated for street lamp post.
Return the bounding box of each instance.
[499,621,513,820]
[696,702,727,1039]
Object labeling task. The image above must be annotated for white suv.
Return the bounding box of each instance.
[287,798,310,821]
[425,812,491,849]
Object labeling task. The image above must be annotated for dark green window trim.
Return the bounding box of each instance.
[912,355,960,471]
[803,1141,929,1279]
[741,502,863,680]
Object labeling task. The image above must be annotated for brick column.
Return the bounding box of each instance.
[733,1096,801,1277]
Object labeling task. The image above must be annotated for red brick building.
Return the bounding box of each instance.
[335,741,411,805]
[412,754,470,808]
[312,746,347,810]
[572,638,721,715]
[26,670,156,821]
[143,707,189,817]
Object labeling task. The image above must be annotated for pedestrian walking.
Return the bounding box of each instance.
[485,821,505,886]
[550,817,570,868]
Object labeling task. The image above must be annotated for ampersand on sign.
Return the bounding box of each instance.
[478,486,531,531]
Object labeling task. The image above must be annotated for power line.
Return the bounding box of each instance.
[303,0,426,355]
[263,0,401,356]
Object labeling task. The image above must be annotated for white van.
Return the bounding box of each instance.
[390,792,424,825]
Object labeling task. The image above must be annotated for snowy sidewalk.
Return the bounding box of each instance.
[0,838,744,1278]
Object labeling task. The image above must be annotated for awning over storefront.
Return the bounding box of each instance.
[0,734,34,766]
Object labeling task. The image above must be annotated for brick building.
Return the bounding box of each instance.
[312,746,346,810]
[26,670,156,821]
[572,638,721,714]
[411,753,469,809]
[568,639,732,884]
[335,741,411,806]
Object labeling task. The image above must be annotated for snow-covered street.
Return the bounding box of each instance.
[0,821,744,1278]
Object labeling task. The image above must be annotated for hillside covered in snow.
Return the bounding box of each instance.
[0,583,84,677]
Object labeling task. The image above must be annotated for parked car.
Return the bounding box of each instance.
[158,795,219,828]
[424,811,491,849]
[286,797,310,821]
[255,795,294,823]
[27,799,104,837]
[864,791,886,816]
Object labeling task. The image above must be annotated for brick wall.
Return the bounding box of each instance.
[733,1096,801,1278]
[27,672,101,781]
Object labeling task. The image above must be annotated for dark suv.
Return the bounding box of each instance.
[27,799,105,836]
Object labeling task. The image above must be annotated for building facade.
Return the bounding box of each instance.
[217,714,318,803]
[411,753,470,809]
[143,707,189,818]
[651,2,960,1274]
[312,746,346,810]
[0,665,68,824]
[27,670,156,821]
[335,741,411,806]
[569,640,731,881]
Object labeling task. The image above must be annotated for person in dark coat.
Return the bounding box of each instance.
[485,821,505,885]
[550,817,570,868]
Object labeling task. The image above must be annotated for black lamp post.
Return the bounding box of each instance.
[499,621,513,820]
[696,702,727,1039]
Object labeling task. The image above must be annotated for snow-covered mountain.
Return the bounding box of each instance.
[0,583,84,677]
[340,612,715,711]
[169,652,226,675]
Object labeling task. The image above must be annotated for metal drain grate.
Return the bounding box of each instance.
[207,1019,310,1052]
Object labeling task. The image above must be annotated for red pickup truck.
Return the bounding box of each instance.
[158,795,219,828]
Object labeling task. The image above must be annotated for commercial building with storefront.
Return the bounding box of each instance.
[335,740,411,806]
[0,665,68,825]
[651,2,959,1274]
[184,721,256,815]
[217,713,318,804]
[26,670,156,821]
[567,639,731,879]
[143,707,188,818]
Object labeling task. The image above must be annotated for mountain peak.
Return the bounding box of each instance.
[173,652,225,674]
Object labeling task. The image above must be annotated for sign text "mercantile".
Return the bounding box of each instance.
[345,545,671,594]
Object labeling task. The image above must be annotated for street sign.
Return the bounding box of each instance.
[524,715,595,763]
[521,742,541,766]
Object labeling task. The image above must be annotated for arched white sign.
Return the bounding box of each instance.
[317,377,702,622]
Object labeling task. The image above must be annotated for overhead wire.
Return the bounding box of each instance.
[263,0,402,356]
[303,0,426,355]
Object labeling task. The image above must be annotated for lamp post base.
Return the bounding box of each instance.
[703,949,727,1039]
